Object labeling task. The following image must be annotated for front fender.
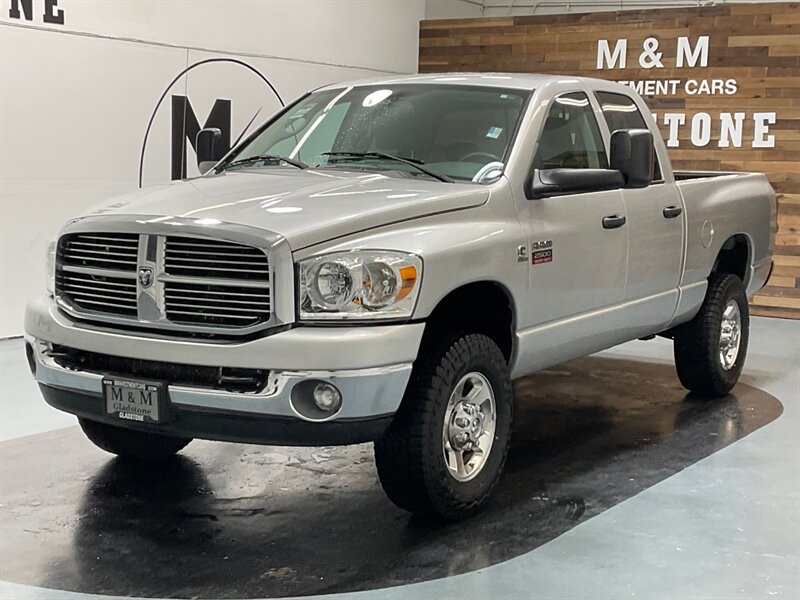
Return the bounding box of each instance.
[292,209,527,321]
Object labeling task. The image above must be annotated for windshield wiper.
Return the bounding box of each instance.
[221,154,308,171]
[322,151,453,183]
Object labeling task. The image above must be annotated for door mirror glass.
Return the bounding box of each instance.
[527,168,625,199]
[196,127,223,173]
[610,129,654,189]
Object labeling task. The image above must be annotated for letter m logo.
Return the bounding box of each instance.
[596,39,627,70]
[171,96,231,180]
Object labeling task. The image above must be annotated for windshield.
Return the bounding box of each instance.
[223,84,531,182]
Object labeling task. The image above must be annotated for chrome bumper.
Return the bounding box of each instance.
[25,296,423,424]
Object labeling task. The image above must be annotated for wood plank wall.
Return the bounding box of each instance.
[420,2,800,319]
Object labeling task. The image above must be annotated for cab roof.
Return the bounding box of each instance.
[317,72,616,92]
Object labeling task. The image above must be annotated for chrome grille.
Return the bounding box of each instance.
[55,231,274,334]
[56,234,138,317]
[164,281,271,326]
[164,237,269,280]
[163,236,271,327]
[59,233,138,271]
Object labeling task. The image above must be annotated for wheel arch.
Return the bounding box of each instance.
[711,233,752,287]
[420,280,516,364]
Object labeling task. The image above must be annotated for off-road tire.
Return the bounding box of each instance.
[79,418,192,460]
[673,273,749,397]
[374,332,513,520]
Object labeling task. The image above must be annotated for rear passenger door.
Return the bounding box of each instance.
[595,91,684,331]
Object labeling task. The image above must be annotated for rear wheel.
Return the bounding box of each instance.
[673,273,749,397]
[374,332,513,520]
[79,418,192,460]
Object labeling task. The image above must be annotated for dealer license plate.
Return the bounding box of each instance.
[103,377,165,423]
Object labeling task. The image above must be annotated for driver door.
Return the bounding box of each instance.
[514,91,629,372]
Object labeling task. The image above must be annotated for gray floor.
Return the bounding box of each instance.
[1,316,798,599]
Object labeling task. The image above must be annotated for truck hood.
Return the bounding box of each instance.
[83,168,488,249]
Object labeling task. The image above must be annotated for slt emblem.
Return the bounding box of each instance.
[138,267,154,288]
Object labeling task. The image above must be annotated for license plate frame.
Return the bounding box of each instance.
[102,377,167,424]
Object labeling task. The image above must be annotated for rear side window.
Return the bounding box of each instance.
[595,91,662,181]
[533,92,608,170]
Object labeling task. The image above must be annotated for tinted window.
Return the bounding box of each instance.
[533,92,608,170]
[595,91,662,181]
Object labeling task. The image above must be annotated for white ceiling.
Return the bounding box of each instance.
[425,0,780,19]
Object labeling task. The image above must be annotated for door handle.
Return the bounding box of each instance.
[602,215,626,229]
[663,205,683,219]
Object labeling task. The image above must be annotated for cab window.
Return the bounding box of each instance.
[266,102,352,165]
[594,91,663,181]
[226,85,530,182]
[533,92,608,170]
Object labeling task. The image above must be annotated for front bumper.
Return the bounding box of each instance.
[37,384,395,446]
[25,296,424,445]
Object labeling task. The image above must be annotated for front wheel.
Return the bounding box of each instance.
[374,332,513,520]
[79,418,192,460]
[673,273,749,397]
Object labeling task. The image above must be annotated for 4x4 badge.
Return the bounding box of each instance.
[138,267,154,288]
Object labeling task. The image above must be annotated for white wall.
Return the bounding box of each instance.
[0,0,426,337]
[426,0,483,19]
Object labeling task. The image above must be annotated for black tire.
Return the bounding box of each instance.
[673,273,749,397]
[374,332,513,520]
[79,418,192,460]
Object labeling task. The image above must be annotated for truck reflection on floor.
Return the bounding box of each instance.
[0,356,781,599]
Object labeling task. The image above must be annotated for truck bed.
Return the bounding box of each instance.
[674,171,749,181]
[673,170,775,297]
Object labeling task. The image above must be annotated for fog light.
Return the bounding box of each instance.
[290,379,344,421]
[313,382,341,412]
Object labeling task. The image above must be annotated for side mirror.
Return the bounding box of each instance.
[526,168,625,199]
[196,127,223,173]
[610,129,653,189]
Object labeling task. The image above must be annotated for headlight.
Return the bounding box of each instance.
[45,239,57,295]
[298,251,421,320]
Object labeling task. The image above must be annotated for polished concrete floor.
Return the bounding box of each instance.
[1,316,798,599]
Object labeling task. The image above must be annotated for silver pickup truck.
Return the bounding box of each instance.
[25,73,775,519]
